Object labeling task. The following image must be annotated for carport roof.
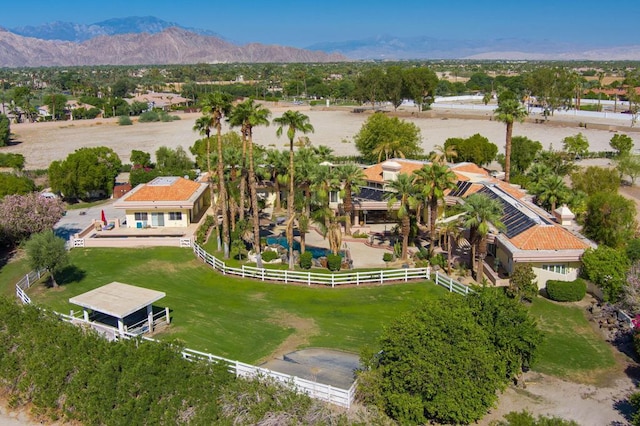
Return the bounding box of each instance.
[69,282,165,319]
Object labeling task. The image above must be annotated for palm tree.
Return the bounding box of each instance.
[413,164,458,248]
[535,174,569,212]
[337,164,366,236]
[265,149,288,211]
[372,140,406,162]
[462,194,505,284]
[384,173,419,261]
[274,111,314,269]
[430,144,458,164]
[200,92,233,259]
[229,99,271,260]
[440,219,466,275]
[294,148,320,218]
[495,98,528,183]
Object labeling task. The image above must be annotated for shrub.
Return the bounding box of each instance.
[196,215,215,244]
[118,115,133,125]
[383,252,394,263]
[429,253,445,268]
[327,254,342,271]
[546,279,587,302]
[261,250,278,262]
[139,111,160,122]
[299,251,313,269]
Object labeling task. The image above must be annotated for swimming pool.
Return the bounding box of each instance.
[266,236,344,259]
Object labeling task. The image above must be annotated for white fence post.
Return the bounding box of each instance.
[356,272,359,286]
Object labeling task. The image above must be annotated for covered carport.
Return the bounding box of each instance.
[69,282,169,335]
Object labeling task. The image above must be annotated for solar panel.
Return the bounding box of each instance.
[449,181,472,197]
[476,187,537,238]
[355,187,386,202]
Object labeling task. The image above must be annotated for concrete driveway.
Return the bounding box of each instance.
[54,199,124,242]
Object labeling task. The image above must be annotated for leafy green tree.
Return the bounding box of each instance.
[495,96,528,182]
[562,133,590,158]
[617,154,640,185]
[444,133,498,167]
[385,65,404,110]
[48,147,121,200]
[402,66,438,112]
[570,166,620,196]
[360,289,541,425]
[610,133,634,156]
[129,100,149,116]
[463,193,505,282]
[130,150,152,168]
[0,113,9,146]
[24,230,69,288]
[384,173,418,261]
[507,264,539,303]
[627,239,640,263]
[0,173,36,197]
[581,246,630,302]
[535,149,576,177]
[154,146,194,176]
[42,93,68,120]
[505,136,543,176]
[355,68,385,107]
[354,113,422,163]
[583,192,636,248]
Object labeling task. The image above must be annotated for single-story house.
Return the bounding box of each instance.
[114,176,209,228]
[355,159,594,287]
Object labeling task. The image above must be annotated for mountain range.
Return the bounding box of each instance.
[1,16,639,67]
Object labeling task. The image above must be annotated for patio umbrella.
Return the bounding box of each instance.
[101,210,107,226]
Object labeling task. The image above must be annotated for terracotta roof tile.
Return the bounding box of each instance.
[450,163,490,176]
[363,160,426,183]
[509,225,590,251]
[126,177,201,202]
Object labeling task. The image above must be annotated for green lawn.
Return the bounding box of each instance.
[3,246,619,380]
[529,297,617,382]
[0,254,31,299]
[24,247,447,363]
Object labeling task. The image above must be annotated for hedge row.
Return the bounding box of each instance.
[546,278,587,302]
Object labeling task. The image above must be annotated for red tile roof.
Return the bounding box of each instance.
[363,160,426,183]
[127,177,202,202]
[509,225,590,251]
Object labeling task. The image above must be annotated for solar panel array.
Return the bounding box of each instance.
[476,187,537,238]
[355,187,386,202]
[449,181,472,197]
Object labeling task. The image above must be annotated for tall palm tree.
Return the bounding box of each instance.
[535,174,569,212]
[294,147,320,218]
[495,98,528,183]
[229,99,271,259]
[462,194,505,284]
[265,149,288,211]
[413,164,458,248]
[384,173,419,261]
[274,111,314,269]
[200,92,233,259]
[337,164,367,236]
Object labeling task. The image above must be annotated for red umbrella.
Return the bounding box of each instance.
[101,210,107,226]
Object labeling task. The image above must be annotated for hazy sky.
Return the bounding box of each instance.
[2,0,639,48]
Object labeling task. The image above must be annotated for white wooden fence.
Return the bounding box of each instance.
[193,242,471,295]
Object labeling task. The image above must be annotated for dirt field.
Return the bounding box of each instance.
[5,104,640,170]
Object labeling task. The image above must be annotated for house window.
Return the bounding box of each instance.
[169,212,182,221]
[134,212,148,221]
[329,191,338,203]
[542,264,568,274]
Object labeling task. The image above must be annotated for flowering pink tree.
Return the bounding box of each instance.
[0,193,65,245]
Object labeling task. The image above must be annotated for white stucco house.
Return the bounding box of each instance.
[114,176,209,228]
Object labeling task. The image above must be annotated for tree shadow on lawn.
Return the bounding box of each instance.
[50,265,86,287]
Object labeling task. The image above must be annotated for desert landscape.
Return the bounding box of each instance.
[5,104,640,170]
